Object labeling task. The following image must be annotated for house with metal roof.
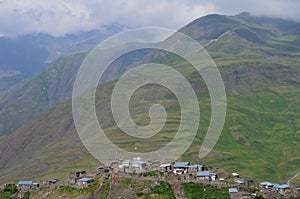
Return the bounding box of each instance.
[273,184,290,191]
[197,171,210,180]
[228,188,239,193]
[196,171,217,181]
[173,162,190,168]
[77,178,94,188]
[277,184,291,195]
[49,179,57,184]
[159,163,172,172]
[77,178,94,182]
[68,170,87,184]
[278,184,290,189]
[235,180,244,185]
[197,171,210,177]
[210,172,217,181]
[17,181,39,189]
[119,160,131,169]
[131,160,147,170]
[188,164,203,173]
[18,181,33,187]
[118,158,147,171]
[173,162,190,174]
[260,181,274,188]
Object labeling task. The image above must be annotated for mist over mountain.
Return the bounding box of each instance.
[0,23,127,92]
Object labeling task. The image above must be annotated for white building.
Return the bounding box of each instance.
[173,162,190,174]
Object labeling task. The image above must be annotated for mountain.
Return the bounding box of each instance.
[0,53,86,135]
[181,12,300,57]
[0,24,129,135]
[0,48,148,135]
[0,13,299,184]
[0,24,126,92]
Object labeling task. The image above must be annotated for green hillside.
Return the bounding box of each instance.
[0,60,299,184]
[0,53,86,135]
[0,13,299,184]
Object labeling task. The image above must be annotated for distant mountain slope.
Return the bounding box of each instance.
[2,13,300,136]
[181,12,300,57]
[0,53,86,135]
[0,48,148,135]
[0,13,299,183]
[0,99,97,183]
[0,24,126,92]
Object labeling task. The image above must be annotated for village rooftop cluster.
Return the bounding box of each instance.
[3,158,300,198]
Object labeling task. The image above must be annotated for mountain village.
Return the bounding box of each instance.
[1,158,299,199]
[0,4,300,199]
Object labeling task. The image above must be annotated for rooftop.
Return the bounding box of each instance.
[131,160,146,165]
[197,171,210,177]
[18,181,33,185]
[77,178,94,182]
[260,182,273,186]
[235,180,244,184]
[188,164,203,169]
[121,160,131,164]
[229,188,238,193]
[174,162,190,168]
[278,184,290,189]
[160,164,171,167]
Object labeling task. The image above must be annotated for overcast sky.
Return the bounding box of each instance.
[0,0,299,37]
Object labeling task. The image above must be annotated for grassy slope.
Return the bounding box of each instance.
[109,178,175,199]
[198,87,300,182]
[0,60,298,184]
[0,53,86,135]
[0,13,299,184]
[291,175,300,185]
[183,182,230,199]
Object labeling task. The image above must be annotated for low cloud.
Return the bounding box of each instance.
[0,0,299,37]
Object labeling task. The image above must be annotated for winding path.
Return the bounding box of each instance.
[281,168,300,185]
[287,171,300,185]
